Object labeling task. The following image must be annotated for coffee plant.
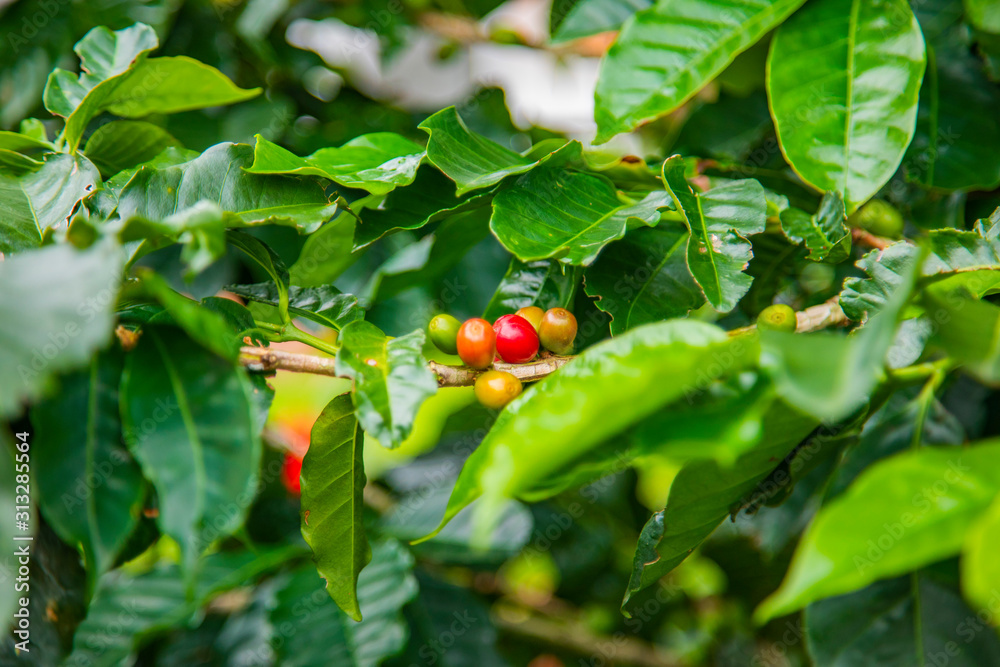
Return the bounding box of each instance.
[3,0,1000,664]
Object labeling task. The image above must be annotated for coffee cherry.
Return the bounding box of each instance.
[515,306,545,331]
[538,308,577,354]
[757,304,797,333]
[428,314,461,355]
[848,199,903,238]
[281,453,303,496]
[457,318,496,369]
[474,370,523,409]
[493,314,539,363]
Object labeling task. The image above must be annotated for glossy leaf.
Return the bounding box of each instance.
[622,398,819,611]
[354,166,494,248]
[839,243,917,322]
[118,200,227,275]
[66,547,301,667]
[422,320,759,541]
[290,216,357,286]
[922,287,1000,383]
[31,350,144,579]
[584,221,704,334]
[962,495,1000,612]
[226,230,291,315]
[757,442,1000,622]
[805,574,1000,667]
[226,282,364,331]
[551,0,652,44]
[139,271,241,359]
[247,133,424,195]
[43,23,159,118]
[662,156,767,311]
[0,239,122,418]
[270,539,418,667]
[334,321,438,449]
[484,258,581,321]
[0,153,100,254]
[83,120,180,177]
[300,394,369,621]
[767,0,926,212]
[779,191,850,263]
[419,107,579,194]
[120,326,260,574]
[489,167,628,266]
[116,143,338,234]
[593,0,807,143]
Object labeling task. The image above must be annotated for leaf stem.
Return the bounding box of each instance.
[255,321,341,357]
[886,358,953,387]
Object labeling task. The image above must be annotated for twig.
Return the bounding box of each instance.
[239,346,573,387]
[851,227,895,251]
[728,297,850,337]
[493,606,680,667]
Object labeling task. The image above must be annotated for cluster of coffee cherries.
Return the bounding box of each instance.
[428,306,577,409]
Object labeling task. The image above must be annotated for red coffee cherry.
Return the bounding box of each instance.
[474,370,523,409]
[493,314,540,364]
[538,308,577,354]
[456,318,496,369]
[281,453,303,496]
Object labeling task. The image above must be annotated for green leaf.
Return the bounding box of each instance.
[363,210,492,304]
[392,575,507,667]
[489,167,630,266]
[903,29,1000,190]
[805,574,1000,667]
[0,153,100,254]
[965,0,1000,34]
[839,243,917,322]
[290,216,358,286]
[67,546,301,667]
[118,200,227,275]
[593,0,807,143]
[120,326,261,575]
[300,394,370,621]
[0,128,52,153]
[551,0,652,44]
[963,495,1000,612]
[227,282,364,331]
[767,0,926,212]
[246,133,424,195]
[226,229,292,325]
[779,191,851,263]
[419,107,579,195]
[139,271,242,359]
[484,258,580,322]
[334,321,438,449]
[83,120,180,177]
[762,249,918,421]
[31,350,144,579]
[622,398,819,611]
[631,378,776,465]
[421,320,758,541]
[43,24,159,118]
[0,239,122,418]
[383,483,532,566]
[662,156,767,311]
[354,166,494,248]
[584,222,704,335]
[116,143,338,234]
[756,441,1000,622]
[270,539,418,667]
[61,58,259,152]
[922,287,1000,382]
